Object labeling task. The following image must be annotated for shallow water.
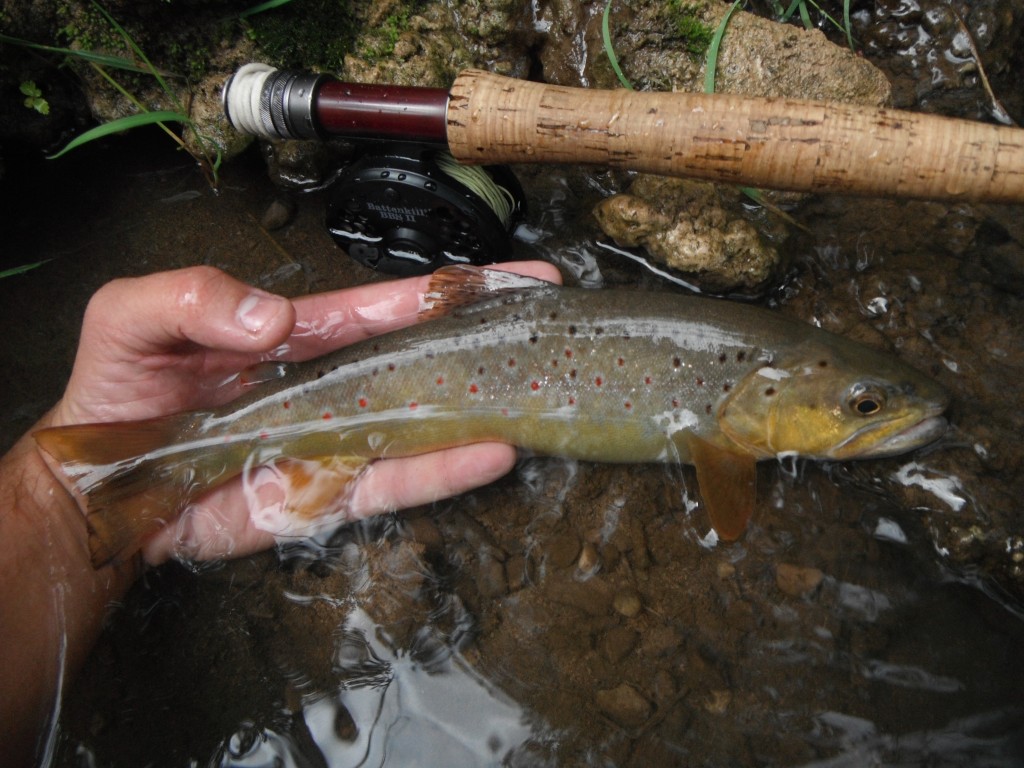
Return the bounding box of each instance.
[3,97,1024,767]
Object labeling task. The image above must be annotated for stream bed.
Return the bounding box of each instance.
[2,89,1024,767]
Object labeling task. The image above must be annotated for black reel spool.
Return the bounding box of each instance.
[326,144,526,276]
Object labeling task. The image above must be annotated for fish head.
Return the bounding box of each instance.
[718,339,949,461]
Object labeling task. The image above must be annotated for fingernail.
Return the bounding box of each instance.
[236,293,287,334]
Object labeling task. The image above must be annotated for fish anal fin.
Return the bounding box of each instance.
[420,265,558,320]
[683,433,757,541]
[248,456,370,538]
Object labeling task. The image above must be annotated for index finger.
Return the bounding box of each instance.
[278,261,563,361]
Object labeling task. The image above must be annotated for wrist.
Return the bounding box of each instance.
[0,408,142,755]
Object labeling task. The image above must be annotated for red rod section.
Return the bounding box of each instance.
[315,79,449,144]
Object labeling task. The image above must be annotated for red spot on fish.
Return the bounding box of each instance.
[358,398,368,408]
[508,358,516,367]
[260,431,269,440]
[617,357,625,366]
[672,398,680,408]
[551,359,559,367]
[624,401,632,410]
[388,363,396,371]
[283,401,290,409]
[644,376,652,385]
[322,412,332,420]
[568,396,576,406]
[570,369,577,379]
[436,376,445,386]
[595,376,603,387]
[531,380,540,391]
[565,348,573,359]
[696,377,704,387]
[469,383,479,394]
[501,407,509,416]
[409,401,419,410]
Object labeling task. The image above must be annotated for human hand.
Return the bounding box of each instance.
[47,262,562,565]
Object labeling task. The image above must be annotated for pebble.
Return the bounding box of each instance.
[544,533,582,569]
[260,197,296,231]
[595,683,652,729]
[776,563,824,597]
[600,626,638,664]
[577,542,601,575]
[612,587,643,618]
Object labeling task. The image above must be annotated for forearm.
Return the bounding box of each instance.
[0,410,138,766]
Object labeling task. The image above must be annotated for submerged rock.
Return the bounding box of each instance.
[594,176,782,293]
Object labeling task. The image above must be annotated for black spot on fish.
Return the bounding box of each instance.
[479,317,488,325]
[673,357,682,368]
[478,366,485,375]
[737,351,746,362]
[765,386,776,396]
[549,311,559,320]
[718,353,728,363]
[426,352,435,360]
[723,382,732,392]
[529,334,539,344]
[818,360,829,368]
[568,325,577,336]
[705,403,713,414]
[570,369,577,379]
[696,377,704,386]
[595,326,604,335]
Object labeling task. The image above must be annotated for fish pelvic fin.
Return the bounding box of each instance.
[420,265,559,320]
[682,433,757,541]
[34,415,206,568]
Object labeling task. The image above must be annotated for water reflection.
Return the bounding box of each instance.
[218,608,537,768]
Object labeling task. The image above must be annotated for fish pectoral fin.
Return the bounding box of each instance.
[248,456,370,537]
[682,433,757,541]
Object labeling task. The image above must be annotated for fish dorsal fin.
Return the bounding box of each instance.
[681,432,757,541]
[420,265,559,320]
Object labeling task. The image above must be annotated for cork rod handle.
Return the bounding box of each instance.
[446,70,1024,203]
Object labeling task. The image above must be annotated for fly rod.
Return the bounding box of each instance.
[223,63,1024,204]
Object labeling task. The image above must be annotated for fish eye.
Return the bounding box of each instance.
[849,389,885,416]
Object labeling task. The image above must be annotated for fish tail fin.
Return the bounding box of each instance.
[34,415,200,567]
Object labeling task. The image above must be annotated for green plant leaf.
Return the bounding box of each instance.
[0,32,157,74]
[239,0,295,19]
[602,0,634,90]
[0,260,50,279]
[704,0,743,94]
[47,110,190,159]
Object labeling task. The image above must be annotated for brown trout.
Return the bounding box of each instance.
[36,267,949,566]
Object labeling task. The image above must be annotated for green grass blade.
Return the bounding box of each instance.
[0,32,154,74]
[239,0,295,19]
[704,0,743,94]
[843,0,855,50]
[0,260,50,279]
[602,0,634,90]
[779,0,802,22]
[46,110,189,159]
[90,2,182,112]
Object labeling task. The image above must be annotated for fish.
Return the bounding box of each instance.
[35,266,949,567]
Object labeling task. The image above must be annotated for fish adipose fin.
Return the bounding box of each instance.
[35,415,202,567]
[682,433,757,541]
[420,265,560,320]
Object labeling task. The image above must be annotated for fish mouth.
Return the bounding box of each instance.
[831,411,949,460]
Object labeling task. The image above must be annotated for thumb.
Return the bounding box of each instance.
[84,266,296,356]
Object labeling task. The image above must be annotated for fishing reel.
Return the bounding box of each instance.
[325,143,526,276]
